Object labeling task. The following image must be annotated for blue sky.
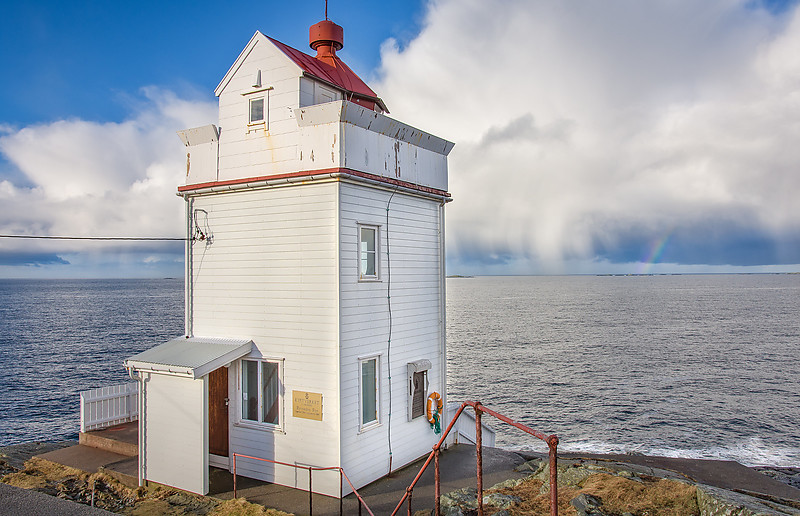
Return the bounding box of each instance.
[0,1,424,128]
[1,0,799,277]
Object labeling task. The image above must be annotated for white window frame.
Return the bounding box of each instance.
[358,224,380,281]
[235,357,284,432]
[358,355,381,432]
[248,96,267,126]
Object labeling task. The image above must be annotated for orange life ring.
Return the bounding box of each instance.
[426,392,443,424]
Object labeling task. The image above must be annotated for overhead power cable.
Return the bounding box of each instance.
[0,234,188,241]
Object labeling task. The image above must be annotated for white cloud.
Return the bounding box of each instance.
[0,88,216,264]
[377,0,800,272]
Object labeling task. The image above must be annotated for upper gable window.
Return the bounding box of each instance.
[249,97,265,125]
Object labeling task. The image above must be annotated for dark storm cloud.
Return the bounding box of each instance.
[0,252,69,266]
[379,0,800,273]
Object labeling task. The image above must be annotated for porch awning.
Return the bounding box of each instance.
[123,337,253,379]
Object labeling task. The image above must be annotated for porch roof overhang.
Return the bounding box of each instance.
[123,337,253,379]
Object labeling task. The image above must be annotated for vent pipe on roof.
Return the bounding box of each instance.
[309,19,343,65]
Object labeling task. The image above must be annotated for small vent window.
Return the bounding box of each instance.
[411,371,426,419]
[407,359,432,421]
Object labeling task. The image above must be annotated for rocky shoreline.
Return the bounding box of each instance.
[754,467,800,491]
[440,455,800,516]
[3,441,800,515]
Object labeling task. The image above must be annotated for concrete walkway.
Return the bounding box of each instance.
[35,444,139,488]
[28,422,140,488]
[211,447,800,515]
[211,444,526,515]
[6,425,799,515]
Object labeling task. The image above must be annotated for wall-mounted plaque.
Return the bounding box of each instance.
[292,390,323,421]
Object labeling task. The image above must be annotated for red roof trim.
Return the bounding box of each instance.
[266,36,388,113]
[178,168,450,198]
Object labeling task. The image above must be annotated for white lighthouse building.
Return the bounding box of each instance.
[124,17,453,497]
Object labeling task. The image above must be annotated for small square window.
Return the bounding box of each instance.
[249,97,265,124]
[359,225,379,280]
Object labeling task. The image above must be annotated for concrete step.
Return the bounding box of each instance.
[79,432,137,457]
[78,422,138,457]
[35,445,139,489]
[101,456,139,489]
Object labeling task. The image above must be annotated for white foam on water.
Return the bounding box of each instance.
[644,437,800,468]
[541,437,800,467]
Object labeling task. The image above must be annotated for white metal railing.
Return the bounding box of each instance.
[446,401,496,447]
[79,383,138,432]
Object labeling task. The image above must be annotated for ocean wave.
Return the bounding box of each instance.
[519,437,800,468]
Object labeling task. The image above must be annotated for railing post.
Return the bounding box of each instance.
[406,487,413,516]
[549,436,559,516]
[233,454,237,499]
[475,402,483,516]
[434,447,441,516]
[80,392,87,433]
[339,469,343,516]
[309,468,313,516]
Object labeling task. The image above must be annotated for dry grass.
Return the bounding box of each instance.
[2,470,49,489]
[210,498,293,515]
[1,456,86,489]
[580,474,698,515]
[0,457,292,516]
[490,472,698,516]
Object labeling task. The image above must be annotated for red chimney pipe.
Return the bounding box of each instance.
[310,19,344,65]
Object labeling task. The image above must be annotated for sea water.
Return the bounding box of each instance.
[0,275,798,467]
[447,274,800,467]
[0,279,183,446]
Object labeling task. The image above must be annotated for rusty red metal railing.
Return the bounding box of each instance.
[390,400,559,516]
[232,453,374,516]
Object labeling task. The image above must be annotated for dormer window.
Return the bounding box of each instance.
[249,97,265,125]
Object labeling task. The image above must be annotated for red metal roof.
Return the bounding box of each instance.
[267,36,388,113]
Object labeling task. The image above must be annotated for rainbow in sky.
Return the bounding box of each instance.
[637,231,673,274]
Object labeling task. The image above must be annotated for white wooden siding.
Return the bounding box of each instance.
[143,373,208,494]
[189,181,342,496]
[185,140,218,185]
[217,34,305,181]
[178,31,450,497]
[338,182,445,490]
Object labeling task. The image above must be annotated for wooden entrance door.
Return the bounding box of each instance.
[208,366,229,457]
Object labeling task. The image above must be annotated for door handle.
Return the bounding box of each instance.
[224,397,230,406]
